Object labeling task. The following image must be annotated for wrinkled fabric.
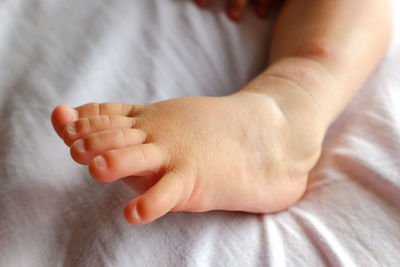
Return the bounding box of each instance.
[0,0,399,266]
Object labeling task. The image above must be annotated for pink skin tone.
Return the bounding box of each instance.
[52,95,310,225]
[52,0,391,225]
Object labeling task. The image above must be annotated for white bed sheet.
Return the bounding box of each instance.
[0,0,399,266]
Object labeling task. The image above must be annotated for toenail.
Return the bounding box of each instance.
[67,123,76,134]
[132,205,141,221]
[94,156,107,169]
[75,139,86,153]
[68,106,79,121]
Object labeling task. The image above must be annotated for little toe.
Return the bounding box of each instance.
[51,105,79,138]
[89,143,169,183]
[62,115,136,146]
[124,171,185,225]
[70,128,147,165]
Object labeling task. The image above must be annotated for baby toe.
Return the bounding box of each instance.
[70,128,147,165]
[75,102,143,118]
[88,143,169,183]
[51,105,79,138]
[124,171,185,225]
[62,115,136,146]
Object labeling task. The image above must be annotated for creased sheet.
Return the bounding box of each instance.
[0,0,399,266]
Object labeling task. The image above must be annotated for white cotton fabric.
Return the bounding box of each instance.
[0,0,399,266]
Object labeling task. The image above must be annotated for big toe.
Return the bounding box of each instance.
[124,171,186,225]
[51,105,79,138]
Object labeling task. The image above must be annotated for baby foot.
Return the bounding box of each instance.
[51,92,321,225]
